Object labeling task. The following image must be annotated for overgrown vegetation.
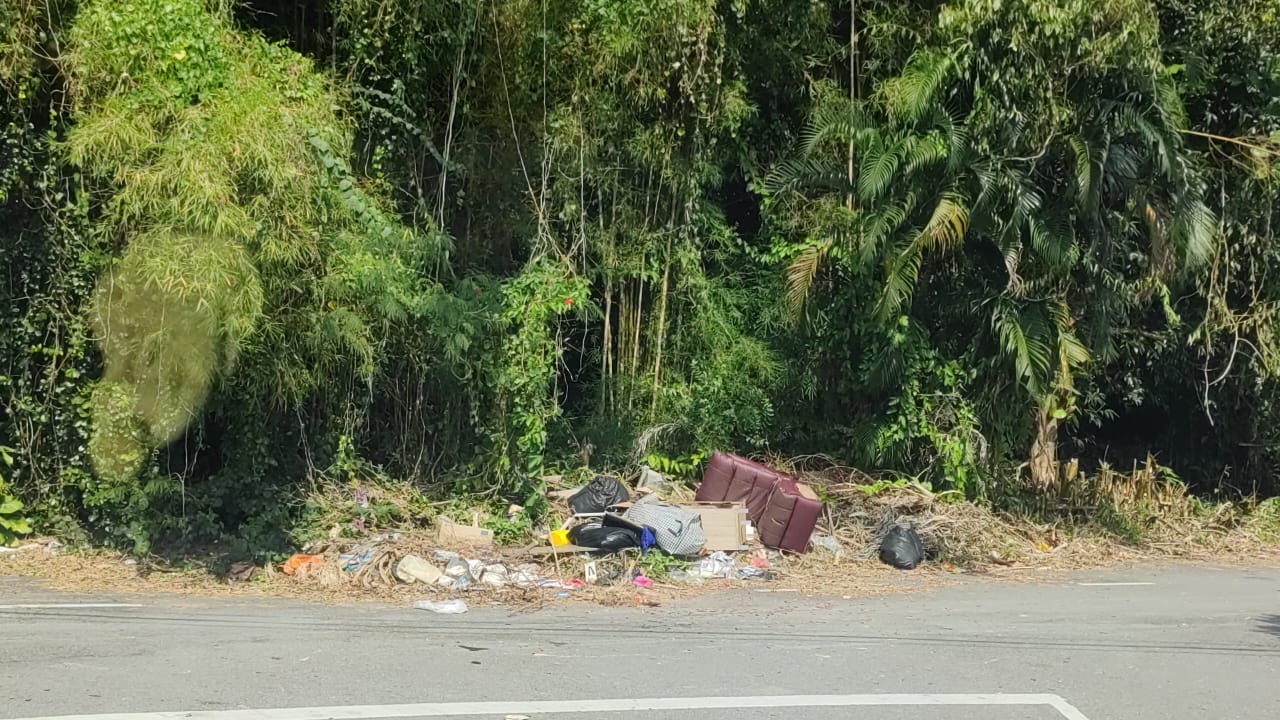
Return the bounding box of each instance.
[1,0,1278,553]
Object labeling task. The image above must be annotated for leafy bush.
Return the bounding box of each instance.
[0,447,32,546]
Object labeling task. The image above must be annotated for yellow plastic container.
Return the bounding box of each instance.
[550,529,570,546]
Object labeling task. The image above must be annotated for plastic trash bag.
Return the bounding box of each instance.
[569,522,639,552]
[569,475,631,514]
[879,524,925,569]
[414,599,468,614]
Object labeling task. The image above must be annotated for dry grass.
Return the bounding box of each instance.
[4,456,1278,607]
[781,454,1280,571]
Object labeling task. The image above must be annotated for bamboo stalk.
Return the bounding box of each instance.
[602,276,613,412]
[650,262,670,417]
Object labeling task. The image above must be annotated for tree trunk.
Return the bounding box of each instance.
[1029,406,1059,490]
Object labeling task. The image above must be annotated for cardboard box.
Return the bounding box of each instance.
[436,516,494,546]
[685,501,749,551]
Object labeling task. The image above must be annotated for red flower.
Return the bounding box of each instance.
[564,297,574,307]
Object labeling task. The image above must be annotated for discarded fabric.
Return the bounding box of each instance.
[623,495,706,555]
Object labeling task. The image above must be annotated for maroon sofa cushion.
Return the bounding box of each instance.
[695,452,821,552]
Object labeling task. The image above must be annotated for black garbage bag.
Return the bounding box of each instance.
[569,522,639,553]
[569,475,630,514]
[879,524,925,569]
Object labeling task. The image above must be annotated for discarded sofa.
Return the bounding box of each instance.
[695,452,821,553]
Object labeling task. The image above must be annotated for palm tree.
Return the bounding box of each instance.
[767,37,1215,490]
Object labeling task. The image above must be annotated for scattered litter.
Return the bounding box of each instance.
[414,599,468,614]
[445,558,476,579]
[583,561,598,584]
[637,465,671,494]
[750,554,769,569]
[281,554,324,576]
[633,575,654,588]
[738,567,773,581]
[553,592,570,598]
[811,535,844,556]
[879,524,925,570]
[569,475,631,514]
[480,564,509,587]
[434,550,461,562]
[549,529,571,546]
[395,555,443,585]
[340,546,376,573]
[510,564,541,586]
[695,551,737,578]
[227,561,257,582]
[123,558,138,566]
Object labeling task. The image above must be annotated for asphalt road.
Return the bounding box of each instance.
[3,563,1278,720]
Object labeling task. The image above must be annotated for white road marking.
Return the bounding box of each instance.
[4,693,1091,720]
[1076,582,1155,587]
[0,603,143,609]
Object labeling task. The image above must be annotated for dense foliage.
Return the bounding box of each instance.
[2,0,1278,552]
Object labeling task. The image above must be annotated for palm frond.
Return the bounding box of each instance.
[1068,134,1100,213]
[882,50,953,123]
[859,195,913,265]
[802,100,873,155]
[918,193,968,251]
[1027,208,1075,272]
[901,133,948,175]
[877,238,924,321]
[785,241,832,317]
[857,139,901,203]
[763,156,842,197]
[1169,197,1216,268]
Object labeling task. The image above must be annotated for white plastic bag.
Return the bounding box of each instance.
[414,599,468,614]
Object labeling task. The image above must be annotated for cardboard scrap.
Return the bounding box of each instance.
[436,515,494,546]
[685,501,749,551]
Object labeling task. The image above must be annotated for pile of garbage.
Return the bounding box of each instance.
[267,452,939,611]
